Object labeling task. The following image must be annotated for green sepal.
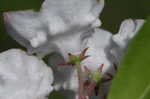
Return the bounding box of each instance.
[69,55,81,63]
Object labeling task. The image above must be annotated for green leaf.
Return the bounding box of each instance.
[108,16,150,99]
[0,0,42,11]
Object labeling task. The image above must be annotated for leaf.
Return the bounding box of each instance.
[108,16,150,99]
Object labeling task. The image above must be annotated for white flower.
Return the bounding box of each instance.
[3,0,104,57]
[82,19,145,73]
[0,49,53,99]
[3,0,145,98]
[81,19,145,98]
[48,19,145,99]
[3,0,105,98]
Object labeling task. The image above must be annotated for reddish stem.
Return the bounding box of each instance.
[76,62,87,99]
[87,81,97,96]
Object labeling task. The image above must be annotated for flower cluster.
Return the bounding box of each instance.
[0,0,145,99]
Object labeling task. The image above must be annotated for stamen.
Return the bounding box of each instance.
[81,55,90,61]
[99,64,104,72]
[80,47,89,58]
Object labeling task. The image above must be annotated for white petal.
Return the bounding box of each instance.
[91,18,102,28]
[52,31,84,60]
[0,49,53,99]
[3,0,104,57]
[111,19,145,63]
[81,28,113,73]
[3,11,46,50]
[3,11,34,49]
[3,10,45,43]
[3,11,55,57]
[30,31,47,48]
[40,0,104,35]
[113,19,145,49]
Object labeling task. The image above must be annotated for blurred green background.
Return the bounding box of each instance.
[0,0,150,52]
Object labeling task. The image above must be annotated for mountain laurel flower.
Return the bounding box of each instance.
[0,49,54,99]
[3,0,145,99]
[48,19,145,99]
[3,0,104,57]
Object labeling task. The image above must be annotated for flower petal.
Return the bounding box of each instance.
[113,19,145,49]
[3,10,46,47]
[3,11,57,57]
[81,28,113,73]
[40,0,104,35]
[111,19,145,63]
[3,0,104,57]
[0,49,53,99]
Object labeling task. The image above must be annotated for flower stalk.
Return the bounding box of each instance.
[76,61,87,99]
